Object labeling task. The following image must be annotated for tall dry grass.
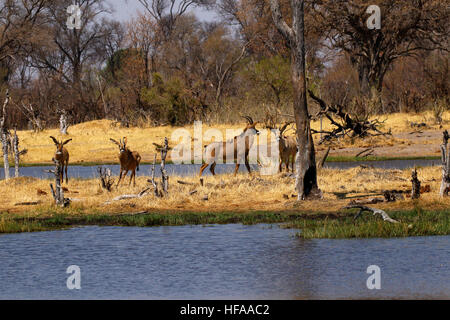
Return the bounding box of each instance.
[1,166,448,217]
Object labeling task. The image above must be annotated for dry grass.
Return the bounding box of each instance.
[8,110,449,165]
[1,166,448,217]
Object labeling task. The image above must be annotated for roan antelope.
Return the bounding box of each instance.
[266,122,298,172]
[49,136,72,184]
[110,137,141,187]
[199,116,260,176]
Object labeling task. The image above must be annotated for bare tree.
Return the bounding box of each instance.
[269,0,321,200]
[59,109,69,135]
[136,0,213,39]
[310,0,449,106]
[12,127,27,177]
[0,0,48,69]
[440,130,450,197]
[1,89,10,180]
[17,102,43,132]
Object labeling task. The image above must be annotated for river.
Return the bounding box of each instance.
[0,224,448,299]
[0,158,440,180]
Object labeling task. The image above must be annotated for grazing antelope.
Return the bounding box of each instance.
[266,122,298,172]
[49,136,72,184]
[110,137,141,187]
[200,116,260,176]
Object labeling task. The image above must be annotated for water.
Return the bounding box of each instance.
[0,159,440,180]
[0,224,448,299]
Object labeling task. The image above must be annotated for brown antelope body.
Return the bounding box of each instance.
[266,122,298,172]
[50,136,71,183]
[200,116,260,176]
[279,135,297,172]
[110,137,141,187]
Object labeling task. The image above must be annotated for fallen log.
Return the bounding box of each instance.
[343,205,399,223]
[317,147,331,169]
[356,148,374,158]
[14,201,42,206]
[104,187,151,204]
[348,198,385,205]
[177,180,196,186]
[308,90,391,144]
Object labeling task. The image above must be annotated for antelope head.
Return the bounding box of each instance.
[265,121,293,142]
[50,136,71,161]
[277,122,293,141]
[110,137,128,155]
[242,116,260,136]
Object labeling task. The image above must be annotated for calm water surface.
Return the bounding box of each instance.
[0,159,440,180]
[0,224,448,299]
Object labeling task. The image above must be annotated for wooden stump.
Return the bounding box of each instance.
[411,167,421,200]
[98,167,114,191]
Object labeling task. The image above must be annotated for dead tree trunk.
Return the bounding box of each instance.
[411,167,421,199]
[59,110,69,135]
[98,167,114,191]
[160,137,169,193]
[1,90,10,180]
[440,130,450,197]
[46,159,70,207]
[19,103,43,132]
[150,154,162,197]
[12,127,28,178]
[270,0,321,200]
[344,205,399,224]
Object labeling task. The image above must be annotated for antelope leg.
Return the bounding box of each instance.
[209,162,217,175]
[245,156,251,174]
[65,160,69,183]
[117,170,124,187]
[234,163,240,176]
[199,163,209,176]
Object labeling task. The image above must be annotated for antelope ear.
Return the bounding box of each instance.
[49,136,59,145]
[62,139,72,145]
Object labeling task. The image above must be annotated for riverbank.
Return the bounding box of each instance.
[0,165,449,237]
[1,208,449,239]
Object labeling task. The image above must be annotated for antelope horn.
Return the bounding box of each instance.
[242,115,253,124]
[279,121,294,134]
[49,136,59,145]
[110,138,120,146]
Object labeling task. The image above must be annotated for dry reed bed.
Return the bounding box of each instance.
[0,166,448,217]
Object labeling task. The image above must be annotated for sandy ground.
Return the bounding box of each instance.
[327,130,444,158]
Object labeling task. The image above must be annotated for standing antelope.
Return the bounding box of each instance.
[200,116,260,176]
[266,122,298,172]
[50,136,72,183]
[110,137,141,187]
